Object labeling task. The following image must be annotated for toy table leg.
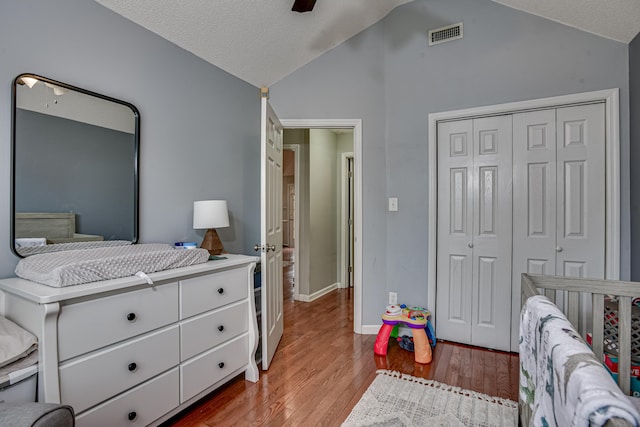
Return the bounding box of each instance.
[411,328,432,364]
[374,323,394,356]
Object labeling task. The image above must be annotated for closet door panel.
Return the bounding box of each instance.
[470,116,512,351]
[511,109,557,351]
[436,120,473,344]
[556,104,605,280]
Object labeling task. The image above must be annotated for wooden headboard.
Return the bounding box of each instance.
[15,212,103,243]
[15,212,76,240]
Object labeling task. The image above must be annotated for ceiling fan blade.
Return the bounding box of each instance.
[292,0,316,13]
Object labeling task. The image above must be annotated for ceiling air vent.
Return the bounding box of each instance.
[428,22,463,46]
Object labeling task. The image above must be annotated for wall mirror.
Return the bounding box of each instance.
[11,74,139,257]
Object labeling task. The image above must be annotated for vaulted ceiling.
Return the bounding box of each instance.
[95,0,640,88]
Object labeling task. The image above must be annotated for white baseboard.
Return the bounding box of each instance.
[360,324,381,335]
[296,283,338,302]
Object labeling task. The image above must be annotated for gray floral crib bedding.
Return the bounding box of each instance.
[520,295,640,427]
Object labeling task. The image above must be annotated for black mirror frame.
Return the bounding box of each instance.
[10,73,140,257]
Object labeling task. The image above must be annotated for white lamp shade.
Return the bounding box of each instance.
[193,200,229,229]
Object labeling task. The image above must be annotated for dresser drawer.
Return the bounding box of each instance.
[58,283,178,361]
[59,325,179,413]
[181,301,249,361]
[180,335,249,403]
[76,368,179,427]
[180,267,247,318]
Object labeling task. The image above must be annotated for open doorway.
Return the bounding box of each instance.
[280,119,363,333]
[282,146,298,300]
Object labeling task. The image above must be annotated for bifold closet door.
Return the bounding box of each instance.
[511,103,605,350]
[436,120,473,346]
[436,116,513,351]
[555,104,605,279]
[511,109,558,351]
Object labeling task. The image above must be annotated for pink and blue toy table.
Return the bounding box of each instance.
[374,306,433,364]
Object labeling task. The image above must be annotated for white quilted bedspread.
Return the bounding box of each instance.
[15,243,210,287]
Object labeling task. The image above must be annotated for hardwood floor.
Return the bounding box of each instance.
[165,257,519,426]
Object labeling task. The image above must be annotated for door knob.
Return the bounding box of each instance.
[556,246,563,252]
[254,244,277,252]
[468,243,474,248]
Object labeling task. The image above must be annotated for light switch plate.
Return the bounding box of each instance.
[389,291,397,305]
[389,197,398,212]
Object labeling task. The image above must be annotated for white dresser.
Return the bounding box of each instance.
[0,254,259,426]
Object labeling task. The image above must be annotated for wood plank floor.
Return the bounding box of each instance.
[164,260,519,426]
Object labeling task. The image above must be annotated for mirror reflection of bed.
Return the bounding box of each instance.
[12,74,139,258]
[14,212,105,256]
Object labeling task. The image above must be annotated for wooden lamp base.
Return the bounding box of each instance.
[200,228,224,255]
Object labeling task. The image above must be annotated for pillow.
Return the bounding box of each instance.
[0,316,37,369]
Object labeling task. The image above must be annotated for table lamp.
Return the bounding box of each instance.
[193,200,229,255]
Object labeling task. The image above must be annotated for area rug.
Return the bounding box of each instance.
[342,370,518,427]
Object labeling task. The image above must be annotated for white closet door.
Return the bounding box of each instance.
[511,109,557,351]
[436,116,512,351]
[436,120,474,345]
[558,104,606,333]
[470,116,513,351]
[556,104,605,279]
[510,103,605,350]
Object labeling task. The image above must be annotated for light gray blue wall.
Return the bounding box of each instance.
[0,0,260,277]
[631,33,640,280]
[272,0,631,325]
[309,129,339,295]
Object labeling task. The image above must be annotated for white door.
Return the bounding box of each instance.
[470,116,513,350]
[288,183,295,248]
[511,103,605,350]
[555,103,605,279]
[436,119,474,345]
[512,109,558,350]
[260,92,284,370]
[436,116,513,351]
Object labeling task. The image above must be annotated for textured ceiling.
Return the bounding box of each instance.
[95,0,413,87]
[95,0,640,88]
[494,0,640,44]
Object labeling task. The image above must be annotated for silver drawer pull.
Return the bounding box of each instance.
[128,412,137,421]
[126,312,136,322]
[217,288,224,294]
[218,325,224,332]
[128,362,137,372]
[218,362,225,369]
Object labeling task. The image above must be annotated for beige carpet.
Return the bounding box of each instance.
[342,370,518,427]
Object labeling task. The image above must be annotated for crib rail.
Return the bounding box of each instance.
[522,273,640,396]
